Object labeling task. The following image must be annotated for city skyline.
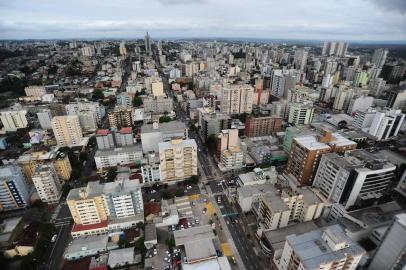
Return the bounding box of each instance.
[1,0,406,41]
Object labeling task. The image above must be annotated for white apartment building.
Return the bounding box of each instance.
[346,95,374,114]
[221,146,244,170]
[368,109,405,140]
[103,180,143,219]
[293,48,308,71]
[94,145,143,170]
[159,138,197,183]
[96,129,115,149]
[81,46,95,57]
[271,70,285,97]
[25,86,46,97]
[352,109,376,130]
[288,103,314,126]
[51,115,83,147]
[258,186,324,231]
[0,110,28,131]
[313,150,396,209]
[277,225,365,270]
[32,164,62,203]
[220,83,254,114]
[65,100,105,124]
[37,109,53,130]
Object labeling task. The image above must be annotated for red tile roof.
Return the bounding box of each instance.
[71,220,108,233]
[62,257,91,270]
[120,127,132,134]
[144,202,161,216]
[96,129,111,136]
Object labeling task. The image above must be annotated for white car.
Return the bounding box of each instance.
[51,234,57,243]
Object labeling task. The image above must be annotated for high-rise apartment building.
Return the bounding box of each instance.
[271,70,285,97]
[144,32,152,54]
[103,180,143,219]
[386,88,406,110]
[37,109,53,130]
[293,48,308,70]
[51,115,83,147]
[313,150,396,209]
[96,129,115,149]
[108,106,133,129]
[25,86,46,97]
[288,103,314,126]
[277,224,365,270]
[17,147,72,183]
[198,109,231,142]
[258,185,324,231]
[32,164,62,203]
[368,109,405,141]
[159,138,197,183]
[67,181,108,225]
[220,84,254,114]
[0,165,30,211]
[0,110,28,131]
[114,127,134,147]
[369,213,406,270]
[322,41,348,57]
[285,130,357,186]
[245,116,282,137]
[368,78,386,97]
[81,46,95,57]
[372,48,389,69]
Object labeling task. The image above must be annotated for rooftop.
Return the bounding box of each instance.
[65,235,108,254]
[94,145,142,157]
[107,247,136,267]
[174,225,215,246]
[184,238,217,263]
[141,121,186,134]
[71,220,108,233]
[287,224,365,269]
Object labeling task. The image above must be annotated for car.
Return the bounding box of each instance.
[51,234,57,243]
[231,256,237,265]
[226,220,230,225]
[150,190,156,194]
[195,219,200,224]
[149,199,156,202]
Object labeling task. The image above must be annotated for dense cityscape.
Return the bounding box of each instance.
[1,1,406,270]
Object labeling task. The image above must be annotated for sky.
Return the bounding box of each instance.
[0,0,406,41]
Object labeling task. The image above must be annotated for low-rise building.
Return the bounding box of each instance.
[94,145,143,170]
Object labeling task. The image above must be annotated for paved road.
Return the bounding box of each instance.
[220,198,263,270]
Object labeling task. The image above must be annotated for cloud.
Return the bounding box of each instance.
[366,0,406,14]
[157,0,207,5]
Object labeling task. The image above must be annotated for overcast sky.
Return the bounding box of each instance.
[0,0,405,41]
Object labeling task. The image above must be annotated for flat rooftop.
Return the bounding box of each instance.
[141,121,186,134]
[184,238,217,262]
[287,224,365,269]
[95,145,142,157]
[174,225,215,246]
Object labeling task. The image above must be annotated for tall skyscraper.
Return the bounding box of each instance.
[32,164,62,203]
[159,138,197,183]
[368,213,406,270]
[293,48,308,70]
[322,41,348,57]
[144,32,152,55]
[372,48,389,69]
[220,83,254,114]
[51,115,83,147]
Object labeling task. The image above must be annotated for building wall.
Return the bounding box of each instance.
[245,116,282,137]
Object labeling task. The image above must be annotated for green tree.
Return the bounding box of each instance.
[166,236,176,249]
[136,222,145,230]
[92,89,104,100]
[159,116,172,123]
[188,175,199,185]
[107,167,117,182]
[175,189,185,197]
[162,190,172,199]
[134,236,147,255]
[133,96,143,107]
